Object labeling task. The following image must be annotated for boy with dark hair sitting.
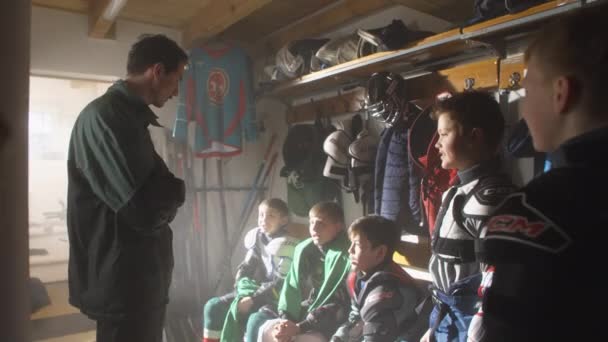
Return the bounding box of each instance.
[258,201,351,342]
[332,215,425,342]
[420,91,515,342]
[203,198,301,342]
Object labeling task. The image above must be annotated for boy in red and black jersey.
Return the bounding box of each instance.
[332,215,426,342]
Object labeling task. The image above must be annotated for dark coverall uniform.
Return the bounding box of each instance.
[478,127,608,341]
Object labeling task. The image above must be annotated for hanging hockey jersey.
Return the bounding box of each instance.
[173,43,257,158]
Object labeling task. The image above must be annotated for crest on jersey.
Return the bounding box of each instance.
[207,68,229,105]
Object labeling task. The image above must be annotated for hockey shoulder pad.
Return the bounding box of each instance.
[348,130,377,185]
[324,129,352,164]
[244,227,262,250]
[462,175,516,219]
[323,129,352,180]
[266,236,300,258]
[276,42,304,78]
[481,192,573,260]
[266,236,300,278]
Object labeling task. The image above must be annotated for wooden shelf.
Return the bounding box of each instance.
[266,29,480,99]
[394,234,431,274]
[461,0,581,39]
[393,236,432,283]
[262,0,588,101]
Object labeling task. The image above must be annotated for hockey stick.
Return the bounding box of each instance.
[217,159,229,256]
[235,133,277,232]
[233,152,279,252]
[255,152,278,204]
[227,152,280,263]
[212,150,279,294]
[200,158,208,294]
[211,133,276,293]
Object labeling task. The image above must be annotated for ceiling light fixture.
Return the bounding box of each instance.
[102,0,127,21]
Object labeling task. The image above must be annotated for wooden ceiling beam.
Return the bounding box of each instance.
[33,0,88,14]
[89,0,126,39]
[256,0,392,57]
[183,0,275,48]
[219,0,337,45]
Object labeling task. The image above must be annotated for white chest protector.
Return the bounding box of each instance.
[244,227,300,279]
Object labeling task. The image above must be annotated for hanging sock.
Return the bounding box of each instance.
[202,332,219,342]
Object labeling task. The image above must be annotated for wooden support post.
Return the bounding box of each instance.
[0,2,30,341]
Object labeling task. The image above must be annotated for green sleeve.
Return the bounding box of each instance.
[278,238,313,321]
[72,106,155,212]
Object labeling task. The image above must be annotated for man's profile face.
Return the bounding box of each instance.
[151,61,187,108]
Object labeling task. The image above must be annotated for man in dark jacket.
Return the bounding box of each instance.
[66,34,187,342]
[475,5,608,342]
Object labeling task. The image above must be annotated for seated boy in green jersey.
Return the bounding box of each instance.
[258,201,351,342]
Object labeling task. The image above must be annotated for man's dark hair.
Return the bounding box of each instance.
[127,34,188,75]
[432,91,505,153]
[261,198,290,217]
[348,215,400,256]
[525,5,608,116]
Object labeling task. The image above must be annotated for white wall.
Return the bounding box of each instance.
[30,6,181,126]
[31,6,180,79]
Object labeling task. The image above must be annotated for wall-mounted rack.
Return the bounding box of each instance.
[262,0,591,102]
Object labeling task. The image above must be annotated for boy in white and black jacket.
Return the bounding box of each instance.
[203,198,301,342]
[420,92,515,342]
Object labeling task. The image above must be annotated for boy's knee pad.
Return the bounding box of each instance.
[244,311,272,342]
[204,296,229,330]
[204,297,223,317]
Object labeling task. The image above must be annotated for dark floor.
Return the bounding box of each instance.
[30,281,96,342]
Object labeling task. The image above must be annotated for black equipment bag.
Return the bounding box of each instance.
[470,0,548,24]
